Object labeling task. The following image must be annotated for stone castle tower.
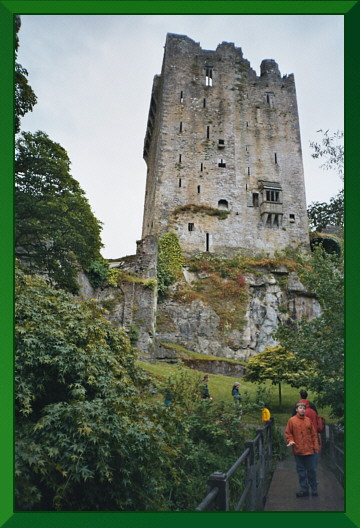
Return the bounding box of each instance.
[142,33,309,257]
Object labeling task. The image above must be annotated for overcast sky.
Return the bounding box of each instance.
[17,14,344,259]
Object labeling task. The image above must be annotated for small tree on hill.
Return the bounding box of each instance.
[243,345,314,408]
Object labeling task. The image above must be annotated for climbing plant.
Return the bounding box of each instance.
[157,232,184,297]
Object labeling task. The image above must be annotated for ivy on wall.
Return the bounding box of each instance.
[157,232,184,297]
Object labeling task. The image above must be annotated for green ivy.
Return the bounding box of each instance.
[157,232,184,297]
[85,258,110,289]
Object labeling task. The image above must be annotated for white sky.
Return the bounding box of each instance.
[17,14,344,259]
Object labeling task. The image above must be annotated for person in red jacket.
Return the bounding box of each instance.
[285,402,319,497]
[299,397,321,469]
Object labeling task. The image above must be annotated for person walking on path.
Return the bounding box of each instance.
[291,390,321,468]
[231,382,242,404]
[201,375,212,400]
[291,389,318,416]
[285,402,319,498]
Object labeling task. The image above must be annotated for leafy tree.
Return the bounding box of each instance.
[243,345,314,408]
[15,15,37,133]
[15,266,176,511]
[307,189,344,232]
[275,247,344,418]
[15,131,104,293]
[307,130,344,232]
[310,129,344,180]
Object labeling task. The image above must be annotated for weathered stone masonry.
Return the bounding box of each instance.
[142,34,310,257]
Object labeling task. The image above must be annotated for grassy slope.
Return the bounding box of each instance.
[137,359,333,426]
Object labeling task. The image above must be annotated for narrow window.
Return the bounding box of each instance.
[179,178,182,187]
[245,145,249,151]
[207,126,210,139]
[205,67,213,87]
[274,153,278,164]
[179,154,182,163]
[266,92,274,107]
[203,98,206,108]
[218,159,226,168]
[200,163,203,172]
[246,121,249,127]
[188,223,194,232]
[180,91,183,103]
[247,167,251,176]
[218,139,225,148]
[289,214,295,223]
[266,190,280,202]
[179,121,183,133]
[252,193,259,207]
[206,233,210,251]
[197,185,201,193]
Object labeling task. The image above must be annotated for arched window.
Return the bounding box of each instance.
[218,199,228,210]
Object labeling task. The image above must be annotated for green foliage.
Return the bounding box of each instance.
[127,323,140,346]
[310,129,344,180]
[157,232,184,297]
[15,16,37,133]
[15,267,175,511]
[307,129,344,231]
[85,258,110,289]
[243,346,314,408]
[15,131,104,293]
[275,246,344,418]
[242,385,272,411]
[106,268,157,290]
[307,190,344,232]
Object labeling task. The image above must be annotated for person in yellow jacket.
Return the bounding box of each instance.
[261,403,271,424]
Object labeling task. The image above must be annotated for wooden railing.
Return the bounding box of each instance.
[323,423,344,486]
[195,419,274,511]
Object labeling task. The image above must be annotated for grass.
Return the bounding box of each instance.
[136,359,334,426]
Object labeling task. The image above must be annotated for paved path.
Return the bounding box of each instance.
[264,450,344,511]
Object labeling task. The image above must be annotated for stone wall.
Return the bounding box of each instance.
[154,266,321,361]
[85,257,320,362]
[142,34,309,257]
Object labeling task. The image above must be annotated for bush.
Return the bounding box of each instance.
[15,267,175,511]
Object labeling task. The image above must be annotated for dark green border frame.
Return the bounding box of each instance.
[1,1,357,527]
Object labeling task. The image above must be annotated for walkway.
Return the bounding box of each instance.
[264,450,344,511]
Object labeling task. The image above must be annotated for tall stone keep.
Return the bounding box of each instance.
[142,34,309,257]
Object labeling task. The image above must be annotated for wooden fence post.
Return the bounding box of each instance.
[256,429,266,509]
[207,471,229,511]
[244,440,256,511]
